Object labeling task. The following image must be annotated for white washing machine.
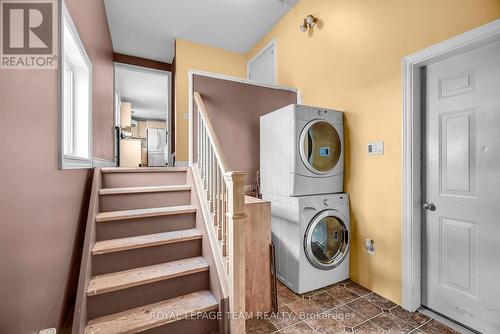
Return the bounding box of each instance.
[260,104,344,196]
[263,192,350,294]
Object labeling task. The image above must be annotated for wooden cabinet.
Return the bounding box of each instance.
[120,102,132,127]
[131,121,147,139]
[119,139,141,167]
[245,196,272,313]
[138,121,147,138]
[141,147,148,166]
[146,120,165,129]
[131,123,139,138]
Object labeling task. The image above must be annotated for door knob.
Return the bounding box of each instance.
[423,201,436,211]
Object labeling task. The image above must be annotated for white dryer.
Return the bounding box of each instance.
[263,192,350,294]
[260,104,344,196]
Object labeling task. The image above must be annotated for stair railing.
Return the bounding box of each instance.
[194,92,247,333]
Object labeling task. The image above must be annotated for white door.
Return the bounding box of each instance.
[248,42,275,84]
[423,41,500,333]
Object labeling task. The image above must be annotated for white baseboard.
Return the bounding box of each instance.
[93,157,116,168]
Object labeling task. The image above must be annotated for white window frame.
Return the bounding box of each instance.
[59,1,92,169]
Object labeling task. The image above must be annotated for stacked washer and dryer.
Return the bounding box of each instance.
[260,104,349,294]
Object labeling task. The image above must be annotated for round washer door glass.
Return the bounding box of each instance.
[305,210,349,270]
[300,120,341,174]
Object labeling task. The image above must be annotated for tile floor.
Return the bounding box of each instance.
[246,279,460,334]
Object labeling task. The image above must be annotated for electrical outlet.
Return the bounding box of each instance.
[365,239,375,256]
[39,329,56,334]
[368,141,384,155]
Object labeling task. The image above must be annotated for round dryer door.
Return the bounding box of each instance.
[304,210,349,270]
[300,120,341,174]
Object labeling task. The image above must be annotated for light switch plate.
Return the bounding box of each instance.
[368,141,384,155]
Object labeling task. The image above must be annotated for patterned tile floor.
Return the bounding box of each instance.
[246,279,460,334]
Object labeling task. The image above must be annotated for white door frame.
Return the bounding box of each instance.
[247,38,277,84]
[114,63,172,166]
[402,19,500,312]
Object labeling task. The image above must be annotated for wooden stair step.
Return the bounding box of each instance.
[101,167,187,173]
[92,228,202,255]
[87,257,208,296]
[84,290,218,334]
[95,205,196,222]
[99,184,191,195]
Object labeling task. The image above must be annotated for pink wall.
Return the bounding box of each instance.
[0,1,113,333]
[193,75,297,184]
[65,0,115,160]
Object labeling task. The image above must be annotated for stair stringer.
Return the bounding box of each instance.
[72,168,102,334]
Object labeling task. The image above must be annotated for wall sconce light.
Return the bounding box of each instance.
[300,15,317,32]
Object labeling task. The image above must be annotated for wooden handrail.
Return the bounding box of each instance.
[193,91,247,333]
[194,92,230,173]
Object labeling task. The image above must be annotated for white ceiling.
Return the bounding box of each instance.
[115,64,169,120]
[104,0,299,63]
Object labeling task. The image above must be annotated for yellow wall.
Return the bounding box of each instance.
[175,39,246,161]
[247,0,500,304]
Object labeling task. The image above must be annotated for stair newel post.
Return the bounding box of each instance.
[225,171,247,334]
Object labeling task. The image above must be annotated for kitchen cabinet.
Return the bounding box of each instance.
[119,139,141,167]
[120,102,132,127]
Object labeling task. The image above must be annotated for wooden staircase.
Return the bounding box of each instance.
[73,167,221,334]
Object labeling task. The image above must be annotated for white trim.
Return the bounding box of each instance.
[62,155,92,169]
[113,62,173,165]
[187,69,300,166]
[59,0,92,170]
[188,69,298,93]
[402,18,500,312]
[247,38,277,85]
[92,157,116,168]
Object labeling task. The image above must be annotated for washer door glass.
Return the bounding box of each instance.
[305,211,349,270]
[301,121,341,174]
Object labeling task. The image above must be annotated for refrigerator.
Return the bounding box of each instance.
[147,128,168,166]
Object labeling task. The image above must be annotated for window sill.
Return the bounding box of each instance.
[61,155,92,169]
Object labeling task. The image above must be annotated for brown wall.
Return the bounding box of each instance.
[193,75,297,184]
[0,0,114,333]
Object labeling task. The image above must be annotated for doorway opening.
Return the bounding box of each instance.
[114,63,171,167]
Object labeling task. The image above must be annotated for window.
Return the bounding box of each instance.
[59,2,92,169]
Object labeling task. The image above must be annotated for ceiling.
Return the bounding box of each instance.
[104,0,299,63]
[115,64,169,120]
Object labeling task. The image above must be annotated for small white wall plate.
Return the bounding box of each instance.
[368,141,384,155]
